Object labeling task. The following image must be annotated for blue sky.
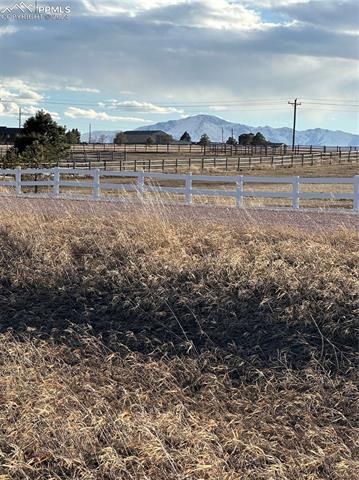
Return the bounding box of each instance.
[0,0,358,134]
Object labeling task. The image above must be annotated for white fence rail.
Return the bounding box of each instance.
[0,168,358,212]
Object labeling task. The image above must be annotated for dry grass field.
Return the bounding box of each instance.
[236,162,359,177]
[0,204,358,479]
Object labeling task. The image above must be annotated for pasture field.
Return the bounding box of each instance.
[0,204,358,479]
[1,144,358,174]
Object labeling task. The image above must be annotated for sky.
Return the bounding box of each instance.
[0,0,358,135]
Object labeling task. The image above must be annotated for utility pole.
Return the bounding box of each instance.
[288,98,301,151]
[221,127,224,143]
[89,123,92,144]
[18,106,22,128]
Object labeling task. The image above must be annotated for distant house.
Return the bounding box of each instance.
[0,126,24,144]
[123,130,170,144]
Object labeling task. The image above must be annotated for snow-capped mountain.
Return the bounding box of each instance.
[136,115,359,146]
[81,115,359,146]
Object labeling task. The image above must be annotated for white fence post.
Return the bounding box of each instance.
[292,176,300,209]
[236,175,244,207]
[93,169,101,200]
[15,166,22,195]
[53,167,60,198]
[185,172,192,205]
[137,170,145,199]
[354,175,359,212]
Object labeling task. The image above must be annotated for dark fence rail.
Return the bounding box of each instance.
[1,142,358,158]
[1,149,357,172]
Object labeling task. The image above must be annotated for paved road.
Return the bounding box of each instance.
[1,195,358,232]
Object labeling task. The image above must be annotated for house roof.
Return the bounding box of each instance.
[0,126,23,136]
[124,130,167,135]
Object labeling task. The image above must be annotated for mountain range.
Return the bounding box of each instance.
[81,114,359,146]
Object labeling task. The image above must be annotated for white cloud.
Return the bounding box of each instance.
[81,0,273,31]
[22,105,60,120]
[244,0,310,6]
[81,0,182,16]
[0,78,43,104]
[0,101,60,120]
[65,86,100,93]
[0,25,18,37]
[0,102,17,116]
[149,0,266,31]
[29,81,100,93]
[64,107,152,123]
[209,105,229,112]
[106,100,184,114]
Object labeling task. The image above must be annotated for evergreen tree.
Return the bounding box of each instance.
[11,110,69,166]
[238,133,254,146]
[65,128,81,144]
[252,132,267,146]
[180,131,191,142]
[114,132,127,145]
[226,136,237,145]
[238,132,268,146]
[15,110,66,152]
[162,133,173,144]
[198,133,211,146]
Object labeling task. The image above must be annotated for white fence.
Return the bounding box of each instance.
[0,167,358,212]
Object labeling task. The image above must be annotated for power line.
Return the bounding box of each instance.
[1,97,358,109]
[303,102,359,107]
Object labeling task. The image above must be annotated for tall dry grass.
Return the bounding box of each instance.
[0,204,358,479]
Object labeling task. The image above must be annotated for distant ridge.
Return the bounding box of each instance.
[136,115,359,146]
[81,114,359,146]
